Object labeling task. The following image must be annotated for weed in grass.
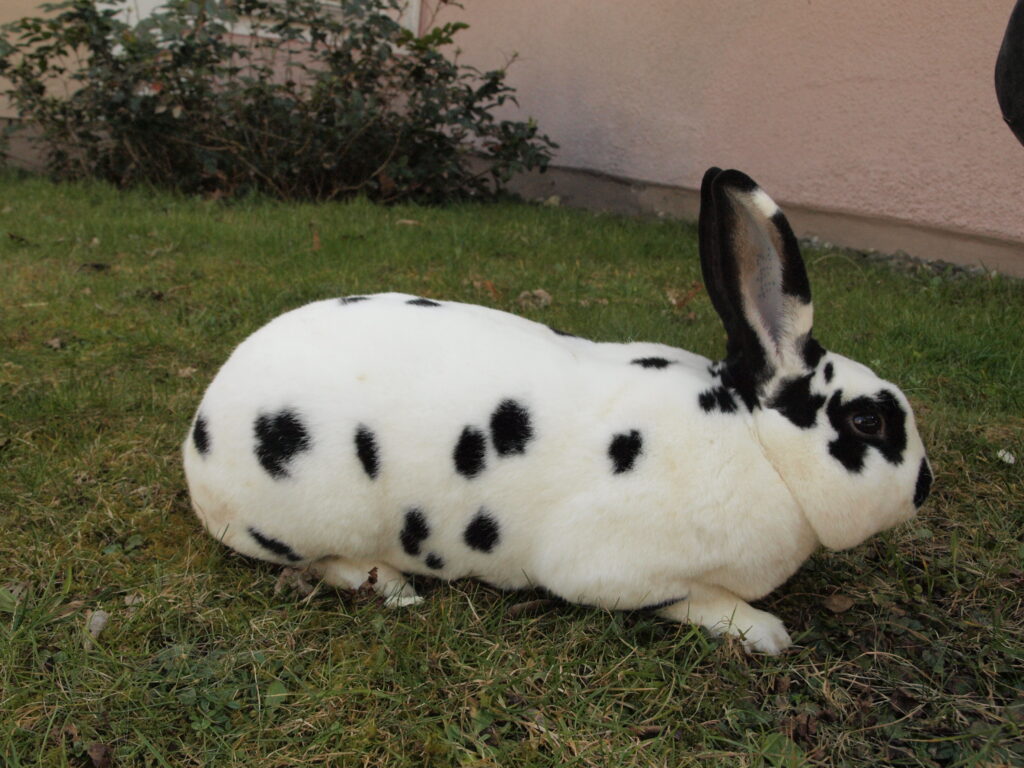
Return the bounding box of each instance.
[0,173,1022,767]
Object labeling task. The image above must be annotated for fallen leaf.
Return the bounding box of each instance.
[823,594,855,614]
[45,337,64,350]
[471,279,501,300]
[86,742,113,768]
[123,593,144,609]
[88,237,100,248]
[176,366,197,378]
[395,219,421,226]
[84,609,110,649]
[310,222,321,252]
[517,289,552,309]
[1,205,12,214]
[542,195,561,207]
[666,282,702,311]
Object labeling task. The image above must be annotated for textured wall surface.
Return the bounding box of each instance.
[428,0,1024,250]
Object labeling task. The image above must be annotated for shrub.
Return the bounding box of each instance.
[0,0,556,202]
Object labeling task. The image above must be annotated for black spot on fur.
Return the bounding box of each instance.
[609,430,643,474]
[339,295,369,305]
[425,553,445,570]
[464,509,500,552]
[354,425,380,480]
[254,409,311,479]
[400,508,430,556]
[769,374,826,429]
[698,385,738,414]
[823,362,834,383]
[490,399,533,456]
[248,527,302,563]
[193,413,210,456]
[826,389,908,472]
[913,458,933,509]
[802,337,826,368]
[549,326,579,338]
[631,357,672,369]
[454,426,487,478]
[407,297,440,307]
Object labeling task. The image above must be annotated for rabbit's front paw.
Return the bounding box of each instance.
[734,609,792,654]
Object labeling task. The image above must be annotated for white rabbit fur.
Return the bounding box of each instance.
[183,168,931,654]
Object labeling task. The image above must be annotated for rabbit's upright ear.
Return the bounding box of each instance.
[699,168,817,404]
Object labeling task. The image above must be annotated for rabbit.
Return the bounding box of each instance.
[182,167,932,654]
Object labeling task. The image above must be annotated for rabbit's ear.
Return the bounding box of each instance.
[699,169,816,398]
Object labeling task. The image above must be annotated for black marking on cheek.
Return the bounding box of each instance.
[193,413,211,456]
[354,425,380,480]
[802,336,825,368]
[407,297,441,307]
[339,295,369,305]
[823,362,834,384]
[400,508,430,556]
[254,409,311,479]
[549,326,579,338]
[464,509,500,552]
[769,374,826,429]
[490,399,533,456]
[631,357,673,369]
[454,426,487,478]
[248,527,302,562]
[913,458,933,509]
[698,385,738,414]
[425,553,445,570]
[609,430,643,474]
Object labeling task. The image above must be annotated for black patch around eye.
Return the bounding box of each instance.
[339,295,369,305]
[454,426,487,478]
[698,385,738,414]
[407,297,441,307]
[823,362,834,383]
[254,409,311,479]
[464,509,500,552]
[354,425,380,480]
[193,413,211,455]
[631,357,672,369]
[826,389,908,472]
[609,430,643,474]
[549,326,579,338]
[248,527,302,562]
[490,399,533,456]
[425,553,445,570]
[769,374,826,429]
[802,336,825,368]
[400,508,430,556]
[913,458,932,509]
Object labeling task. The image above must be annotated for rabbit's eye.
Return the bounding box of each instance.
[850,412,883,436]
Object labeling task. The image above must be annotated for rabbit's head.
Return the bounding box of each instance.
[699,168,931,551]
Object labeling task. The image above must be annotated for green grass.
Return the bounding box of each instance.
[1,173,1021,767]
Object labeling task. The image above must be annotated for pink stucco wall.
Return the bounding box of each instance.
[427,0,1024,251]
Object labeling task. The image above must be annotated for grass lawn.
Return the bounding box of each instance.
[1,172,1022,767]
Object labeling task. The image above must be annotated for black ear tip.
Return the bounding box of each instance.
[713,169,760,195]
[701,166,723,192]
